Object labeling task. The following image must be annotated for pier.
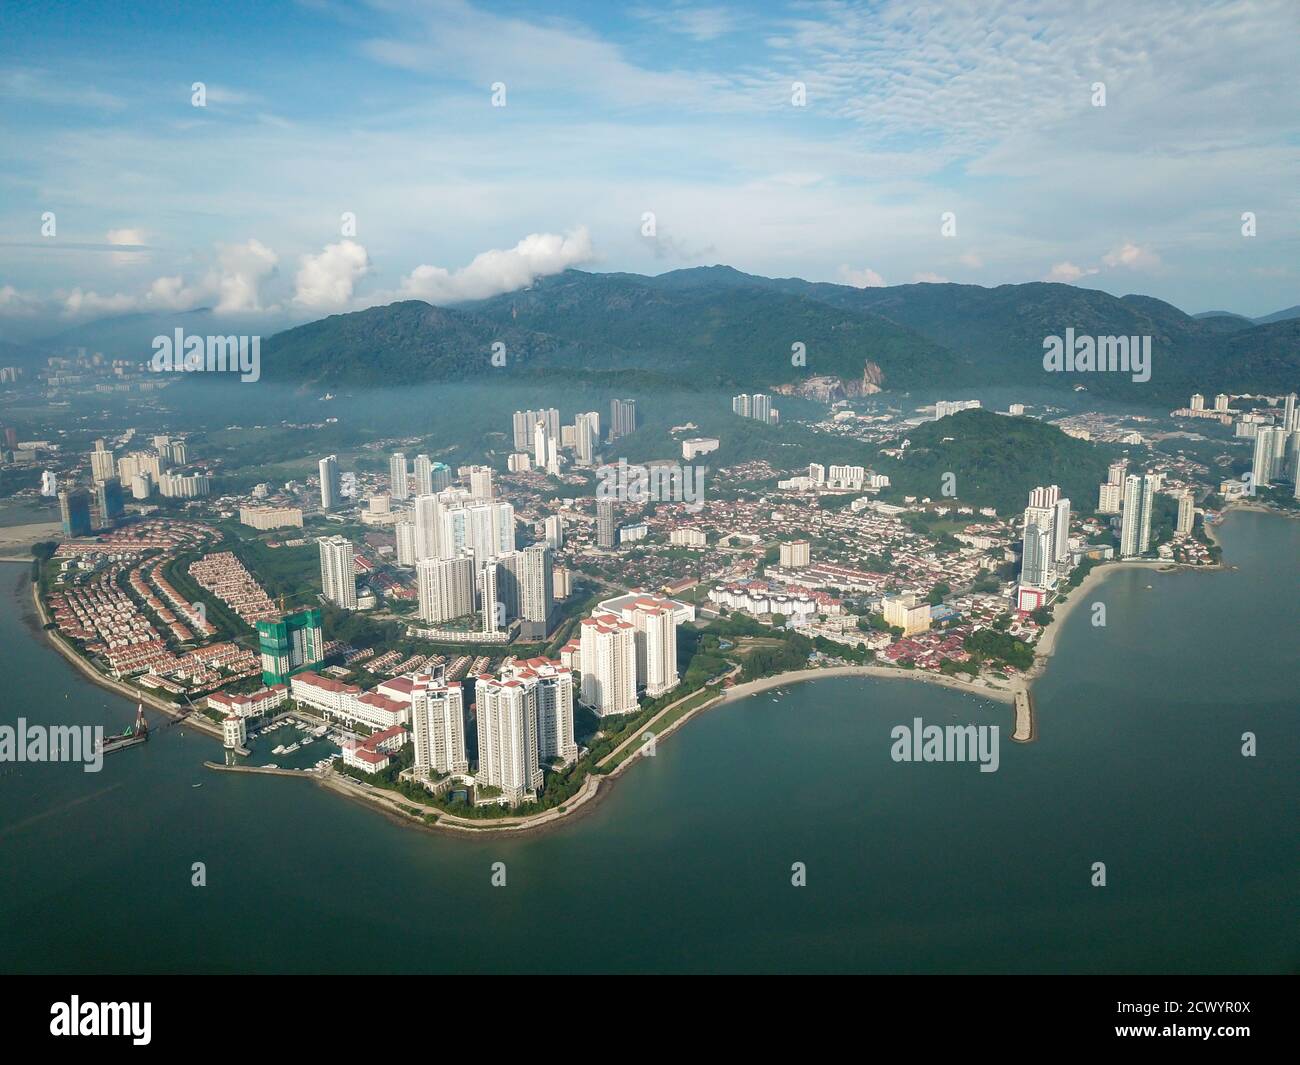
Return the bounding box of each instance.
[1012,689,1036,743]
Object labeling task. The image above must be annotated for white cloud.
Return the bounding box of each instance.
[0,284,39,317]
[396,227,593,304]
[106,227,149,267]
[0,67,124,110]
[840,265,886,288]
[912,272,949,284]
[1102,241,1160,269]
[61,288,139,317]
[360,0,743,110]
[293,240,371,311]
[43,238,279,318]
[1045,262,1098,283]
[216,239,279,312]
[958,252,983,268]
[632,5,739,41]
[106,228,146,246]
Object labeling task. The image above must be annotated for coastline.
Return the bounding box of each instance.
[1034,562,1151,660]
[721,662,1019,705]
[27,572,224,741]
[20,508,1261,839]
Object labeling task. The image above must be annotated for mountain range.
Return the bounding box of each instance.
[259,267,1300,403]
[8,268,1297,405]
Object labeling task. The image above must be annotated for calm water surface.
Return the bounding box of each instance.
[0,510,1295,973]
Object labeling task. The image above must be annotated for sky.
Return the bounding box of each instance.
[1,0,1297,340]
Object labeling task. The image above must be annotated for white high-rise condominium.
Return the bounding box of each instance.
[1027,484,1060,509]
[732,393,752,418]
[389,452,409,501]
[439,500,515,568]
[475,674,542,804]
[395,521,416,566]
[318,455,340,511]
[1019,485,1069,587]
[575,412,600,465]
[1283,392,1297,432]
[416,555,475,623]
[751,394,772,424]
[935,399,982,419]
[1175,491,1195,536]
[1021,507,1055,589]
[413,494,443,561]
[609,398,637,440]
[542,408,561,442]
[544,514,564,550]
[596,499,616,548]
[501,658,577,767]
[479,559,500,633]
[1252,426,1287,487]
[629,596,678,697]
[517,543,554,639]
[1098,482,1122,515]
[1051,497,1072,564]
[1214,393,1230,412]
[413,454,434,496]
[89,442,115,481]
[533,420,554,471]
[579,613,639,716]
[1099,461,1128,513]
[1120,474,1155,559]
[494,551,523,621]
[411,677,468,775]
[319,535,356,608]
[1190,393,1204,411]
[468,465,494,500]
[512,410,534,450]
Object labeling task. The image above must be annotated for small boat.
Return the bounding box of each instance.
[191,783,203,788]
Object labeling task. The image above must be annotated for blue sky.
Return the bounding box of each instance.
[1,0,1296,337]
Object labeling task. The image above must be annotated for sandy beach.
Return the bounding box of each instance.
[722,662,1020,705]
[1034,561,1154,659]
[0,522,60,558]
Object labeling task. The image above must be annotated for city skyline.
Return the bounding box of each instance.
[0,0,1295,996]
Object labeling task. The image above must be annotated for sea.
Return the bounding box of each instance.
[0,509,1294,973]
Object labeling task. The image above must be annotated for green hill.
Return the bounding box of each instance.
[876,408,1122,515]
